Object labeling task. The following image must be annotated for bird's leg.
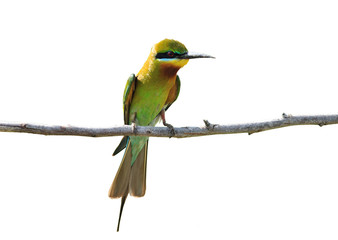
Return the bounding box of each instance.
[160,109,175,137]
[131,112,137,133]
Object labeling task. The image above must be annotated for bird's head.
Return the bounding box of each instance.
[151,39,214,70]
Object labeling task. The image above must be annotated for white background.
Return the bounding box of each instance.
[1,0,338,239]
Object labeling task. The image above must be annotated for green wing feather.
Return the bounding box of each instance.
[113,136,128,156]
[113,74,137,156]
[123,74,137,125]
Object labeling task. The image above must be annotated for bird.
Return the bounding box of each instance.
[109,39,214,231]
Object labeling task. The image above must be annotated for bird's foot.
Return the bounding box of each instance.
[163,122,175,138]
[131,112,137,133]
[131,122,136,133]
[160,109,175,137]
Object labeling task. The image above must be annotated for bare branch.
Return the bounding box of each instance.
[0,113,337,138]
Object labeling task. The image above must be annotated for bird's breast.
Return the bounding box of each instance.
[129,74,176,126]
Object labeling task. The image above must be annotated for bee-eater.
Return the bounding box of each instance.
[109,39,214,231]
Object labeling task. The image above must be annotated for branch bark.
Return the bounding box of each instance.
[0,113,337,138]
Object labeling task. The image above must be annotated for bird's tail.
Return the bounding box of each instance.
[109,138,148,231]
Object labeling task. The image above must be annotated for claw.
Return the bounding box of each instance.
[131,122,136,133]
[163,122,175,137]
[131,112,137,133]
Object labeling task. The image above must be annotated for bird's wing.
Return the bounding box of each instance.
[112,74,136,156]
[123,74,137,125]
[164,75,181,111]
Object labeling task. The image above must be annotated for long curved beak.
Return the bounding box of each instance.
[177,52,215,59]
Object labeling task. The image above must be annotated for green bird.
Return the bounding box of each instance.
[109,39,214,231]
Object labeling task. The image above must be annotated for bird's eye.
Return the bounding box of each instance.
[166,51,175,57]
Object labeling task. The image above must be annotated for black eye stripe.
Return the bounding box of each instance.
[156,52,176,59]
[155,51,186,59]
